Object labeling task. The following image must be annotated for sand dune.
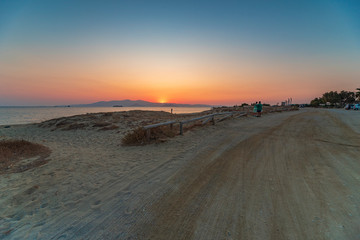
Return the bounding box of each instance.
[0,108,359,239]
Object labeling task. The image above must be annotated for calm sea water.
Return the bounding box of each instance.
[0,107,211,126]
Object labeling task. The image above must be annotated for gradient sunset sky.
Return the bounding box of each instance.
[0,0,359,106]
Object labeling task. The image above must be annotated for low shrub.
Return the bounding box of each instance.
[0,140,51,174]
[93,121,111,128]
[100,124,119,131]
[103,112,113,117]
[122,127,147,146]
[122,125,178,146]
[63,123,86,130]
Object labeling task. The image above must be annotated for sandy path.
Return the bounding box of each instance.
[1,109,359,239]
[133,109,360,240]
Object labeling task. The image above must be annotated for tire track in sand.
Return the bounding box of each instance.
[136,110,360,240]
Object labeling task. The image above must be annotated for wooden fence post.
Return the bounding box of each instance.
[146,129,151,141]
[180,122,183,135]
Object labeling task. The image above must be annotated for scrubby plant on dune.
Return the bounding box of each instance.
[0,140,51,174]
[121,127,147,146]
[92,121,111,128]
[122,126,177,146]
[100,124,119,131]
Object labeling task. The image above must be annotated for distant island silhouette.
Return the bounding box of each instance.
[69,100,212,108]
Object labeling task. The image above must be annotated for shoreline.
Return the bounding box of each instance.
[0,105,298,128]
[0,106,212,126]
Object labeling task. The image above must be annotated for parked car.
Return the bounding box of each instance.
[344,104,354,110]
[354,104,359,110]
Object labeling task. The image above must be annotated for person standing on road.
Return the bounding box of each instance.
[253,102,258,116]
[257,101,263,117]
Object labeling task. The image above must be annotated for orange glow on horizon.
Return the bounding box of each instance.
[158,98,167,104]
[1,42,356,106]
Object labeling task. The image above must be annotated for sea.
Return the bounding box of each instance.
[0,107,211,126]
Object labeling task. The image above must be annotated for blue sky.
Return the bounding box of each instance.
[2,0,358,48]
[0,0,359,105]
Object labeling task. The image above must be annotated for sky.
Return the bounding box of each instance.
[0,0,359,106]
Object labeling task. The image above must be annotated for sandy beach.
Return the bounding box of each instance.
[0,108,359,239]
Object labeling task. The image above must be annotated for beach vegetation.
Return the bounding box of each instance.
[122,126,177,146]
[102,112,114,117]
[93,121,111,128]
[356,88,360,101]
[310,97,325,107]
[0,140,51,174]
[63,123,86,130]
[310,90,357,107]
[121,127,148,145]
[99,124,119,131]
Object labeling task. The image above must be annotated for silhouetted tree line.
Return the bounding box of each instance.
[310,88,360,107]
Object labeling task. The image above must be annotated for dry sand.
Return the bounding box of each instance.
[0,108,359,239]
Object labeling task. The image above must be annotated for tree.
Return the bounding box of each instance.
[339,90,355,104]
[322,91,340,104]
[310,89,356,107]
[310,97,324,107]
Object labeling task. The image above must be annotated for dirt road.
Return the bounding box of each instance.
[133,109,360,240]
[1,108,359,239]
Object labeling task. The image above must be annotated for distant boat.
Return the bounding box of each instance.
[113,105,123,107]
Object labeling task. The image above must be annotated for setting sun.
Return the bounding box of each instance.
[158,98,167,104]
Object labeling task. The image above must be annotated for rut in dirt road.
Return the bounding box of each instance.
[136,110,360,240]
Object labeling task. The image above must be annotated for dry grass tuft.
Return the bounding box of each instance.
[103,112,113,117]
[151,125,178,139]
[122,127,147,146]
[0,140,51,174]
[55,119,71,127]
[62,123,86,130]
[93,121,111,128]
[99,124,119,131]
[122,125,177,146]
